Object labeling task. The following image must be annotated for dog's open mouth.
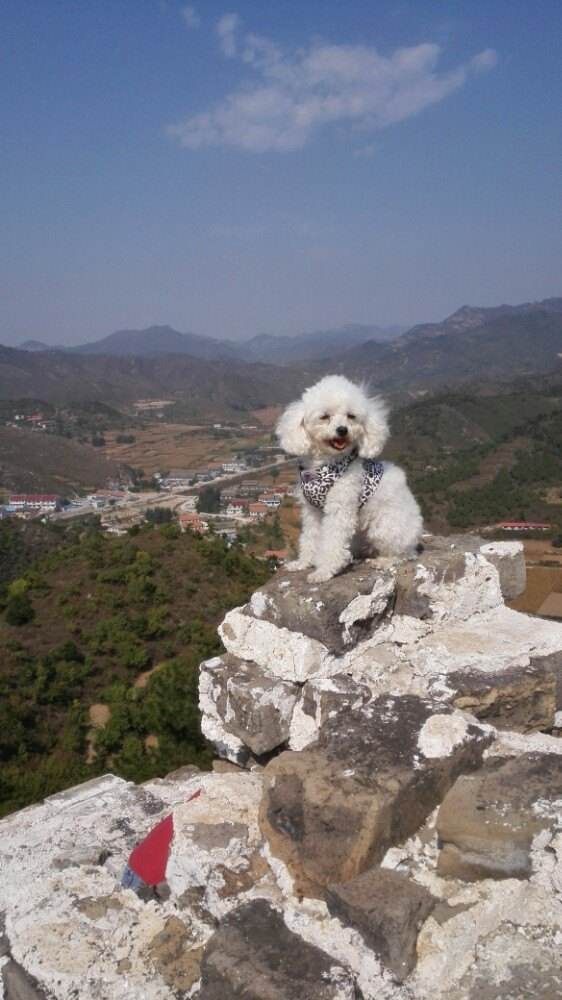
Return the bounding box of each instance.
[327,436,349,451]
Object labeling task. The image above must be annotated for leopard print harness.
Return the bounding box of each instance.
[299,449,384,510]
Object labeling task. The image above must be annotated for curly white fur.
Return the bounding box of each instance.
[276,375,423,582]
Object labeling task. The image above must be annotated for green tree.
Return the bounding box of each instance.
[5,582,34,625]
[197,486,221,514]
[145,508,172,525]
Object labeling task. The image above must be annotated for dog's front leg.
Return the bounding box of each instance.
[307,497,358,583]
[286,501,323,571]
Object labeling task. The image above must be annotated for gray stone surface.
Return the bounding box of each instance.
[290,673,373,750]
[198,899,358,1000]
[449,652,560,732]
[2,960,48,1000]
[437,753,562,880]
[326,868,436,981]
[421,535,526,602]
[200,652,300,755]
[393,534,526,618]
[242,562,396,654]
[260,695,492,896]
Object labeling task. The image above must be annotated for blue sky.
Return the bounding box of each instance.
[2,0,561,345]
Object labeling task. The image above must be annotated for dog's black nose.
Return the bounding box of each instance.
[336,425,348,437]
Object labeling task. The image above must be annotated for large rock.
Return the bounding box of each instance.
[393,540,514,624]
[198,899,358,1000]
[217,562,397,683]
[165,771,273,918]
[199,653,300,756]
[217,538,525,683]
[289,674,373,751]
[437,753,562,880]
[449,650,561,732]
[260,695,492,897]
[233,562,396,654]
[325,868,436,981]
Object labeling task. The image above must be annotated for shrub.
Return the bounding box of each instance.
[5,592,34,626]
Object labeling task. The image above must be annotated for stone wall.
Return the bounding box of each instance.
[1,536,561,999]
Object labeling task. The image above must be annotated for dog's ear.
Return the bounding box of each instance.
[358,395,389,457]
[276,400,309,455]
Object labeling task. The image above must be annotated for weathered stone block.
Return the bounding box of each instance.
[449,652,560,732]
[240,562,396,654]
[289,674,372,750]
[260,695,492,897]
[395,545,501,624]
[200,653,300,756]
[198,899,357,999]
[437,753,562,880]
[325,867,436,981]
[219,609,336,682]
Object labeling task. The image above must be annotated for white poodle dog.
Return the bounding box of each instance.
[276,375,422,582]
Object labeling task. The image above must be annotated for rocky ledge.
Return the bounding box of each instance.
[1,535,561,999]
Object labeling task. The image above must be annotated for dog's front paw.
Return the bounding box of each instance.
[307,568,334,584]
[285,559,309,572]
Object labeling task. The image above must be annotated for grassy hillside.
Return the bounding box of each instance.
[0,521,271,817]
[0,344,309,417]
[387,378,562,532]
[0,424,127,494]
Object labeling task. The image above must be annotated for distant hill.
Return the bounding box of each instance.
[241,324,404,364]
[323,299,562,390]
[0,344,309,416]
[69,325,239,361]
[0,425,126,493]
[19,340,58,352]
[16,322,404,365]
[400,297,562,344]
[3,297,561,415]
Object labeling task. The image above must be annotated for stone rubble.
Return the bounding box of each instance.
[1,533,561,999]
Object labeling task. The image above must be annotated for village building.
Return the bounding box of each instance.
[225,500,249,518]
[160,470,197,488]
[264,549,289,562]
[9,494,62,512]
[237,481,261,497]
[248,502,269,520]
[257,494,281,508]
[220,487,240,501]
[178,512,208,534]
[496,521,552,532]
[222,461,247,474]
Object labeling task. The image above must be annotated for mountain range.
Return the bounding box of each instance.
[18,322,403,365]
[4,297,561,416]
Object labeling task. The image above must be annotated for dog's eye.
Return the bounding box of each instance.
[320,414,330,421]
[347,413,356,420]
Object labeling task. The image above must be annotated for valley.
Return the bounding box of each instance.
[1,295,562,820]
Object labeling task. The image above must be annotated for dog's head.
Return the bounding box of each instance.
[276,375,389,459]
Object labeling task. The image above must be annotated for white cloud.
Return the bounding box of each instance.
[217,12,240,57]
[181,5,200,30]
[470,48,499,73]
[170,17,498,153]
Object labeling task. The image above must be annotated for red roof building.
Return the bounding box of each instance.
[9,494,61,510]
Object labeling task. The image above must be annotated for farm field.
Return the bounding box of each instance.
[102,422,273,476]
[507,540,562,617]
